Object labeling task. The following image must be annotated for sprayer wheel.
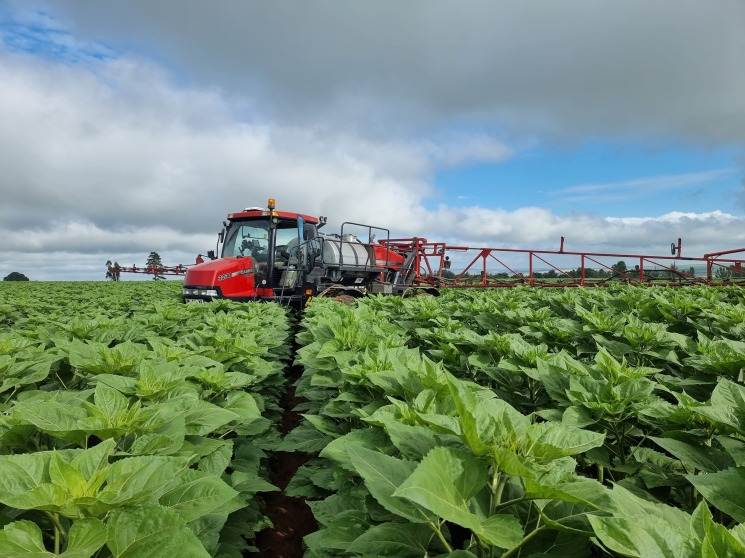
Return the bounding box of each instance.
[333,294,357,305]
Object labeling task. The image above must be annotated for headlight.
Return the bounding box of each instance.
[183,288,218,297]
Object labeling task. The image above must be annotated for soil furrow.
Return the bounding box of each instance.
[254,357,315,558]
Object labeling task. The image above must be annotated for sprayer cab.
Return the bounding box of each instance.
[183,198,411,306]
[183,200,322,304]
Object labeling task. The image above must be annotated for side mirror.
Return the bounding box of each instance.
[207,250,216,260]
[218,230,225,243]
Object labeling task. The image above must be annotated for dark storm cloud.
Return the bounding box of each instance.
[51,0,745,143]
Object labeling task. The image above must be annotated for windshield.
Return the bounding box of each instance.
[222,219,300,261]
[223,220,271,260]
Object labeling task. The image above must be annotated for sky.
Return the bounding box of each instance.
[1,1,745,280]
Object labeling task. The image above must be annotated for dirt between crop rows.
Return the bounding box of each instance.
[253,362,316,558]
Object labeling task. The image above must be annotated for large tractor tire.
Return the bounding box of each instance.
[333,294,357,305]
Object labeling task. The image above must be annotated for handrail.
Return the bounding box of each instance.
[339,222,391,274]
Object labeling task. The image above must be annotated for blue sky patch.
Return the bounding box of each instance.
[0,5,115,64]
[433,142,742,217]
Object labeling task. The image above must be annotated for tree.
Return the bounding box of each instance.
[440,269,456,279]
[145,252,166,280]
[105,260,121,281]
[715,266,732,281]
[611,261,627,275]
[669,261,679,280]
[3,272,29,281]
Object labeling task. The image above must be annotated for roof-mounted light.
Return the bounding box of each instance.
[267,198,276,210]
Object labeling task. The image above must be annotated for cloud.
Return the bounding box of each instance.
[2,222,214,255]
[40,0,745,145]
[1,9,745,281]
[0,50,424,231]
[400,207,745,251]
[0,48,512,279]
